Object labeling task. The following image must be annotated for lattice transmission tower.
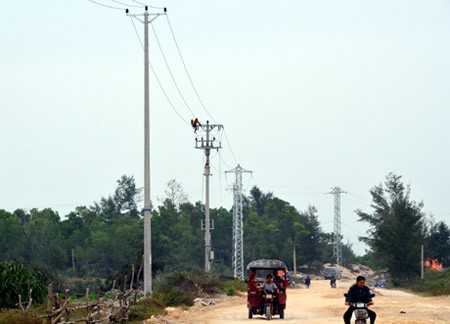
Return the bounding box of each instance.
[328,186,346,267]
[226,165,252,280]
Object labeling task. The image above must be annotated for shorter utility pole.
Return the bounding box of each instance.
[421,245,424,279]
[226,164,252,280]
[195,120,223,273]
[328,186,346,268]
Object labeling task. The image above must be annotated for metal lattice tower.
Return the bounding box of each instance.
[195,121,223,273]
[329,187,346,267]
[226,165,252,280]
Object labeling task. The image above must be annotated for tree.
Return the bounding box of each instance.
[164,179,188,209]
[113,175,142,217]
[27,208,66,270]
[425,221,450,267]
[0,210,26,262]
[356,173,426,284]
[296,206,330,269]
[249,186,273,216]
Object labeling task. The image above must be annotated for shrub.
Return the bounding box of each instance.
[0,262,49,309]
[128,298,164,321]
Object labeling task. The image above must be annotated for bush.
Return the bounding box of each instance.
[128,298,164,321]
[223,279,246,296]
[410,268,450,296]
[0,262,49,309]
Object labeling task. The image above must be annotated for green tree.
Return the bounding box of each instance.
[425,221,450,267]
[27,208,66,270]
[249,186,273,216]
[113,175,142,217]
[0,210,26,262]
[356,173,426,284]
[296,206,330,269]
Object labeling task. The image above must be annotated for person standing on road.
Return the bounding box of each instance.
[330,275,336,288]
[343,275,376,324]
[304,276,311,289]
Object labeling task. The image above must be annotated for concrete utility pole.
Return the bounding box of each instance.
[226,165,252,280]
[195,121,223,273]
[328,186,346,267]
[127,6,166,297]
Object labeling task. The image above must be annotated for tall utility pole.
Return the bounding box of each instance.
[127,6,166,297]
[195,121,223,272]
[226,165,252,280]
[328,186,346,267]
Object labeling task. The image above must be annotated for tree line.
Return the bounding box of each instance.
[0,173,449,285]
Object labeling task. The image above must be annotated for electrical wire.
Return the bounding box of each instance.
[165,14,246,170]
[222,127,239,165]
[132,0,165,9]
[150,23,197,118]
[165,15,218,123]
[89,0,124,10]
[129,16,190,125]
[110,0,142,7]
[218,151,232,170]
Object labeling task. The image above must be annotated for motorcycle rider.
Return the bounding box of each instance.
[343,275,376,324]
[260,274,279,313]
[273,270,286,291]
[330,275,336,288]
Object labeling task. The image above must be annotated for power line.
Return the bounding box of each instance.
[132,0,164,9]
[88,0,124,10]
[150,23,197,118]
[222,127,239,165]
[164,14,244,169]
[129,15,190,125]
[110,0,142,7]
[165,15,218,123]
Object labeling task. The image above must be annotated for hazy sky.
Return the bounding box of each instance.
[1,0,449,255]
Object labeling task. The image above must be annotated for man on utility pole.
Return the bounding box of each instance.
[194,120,223,272]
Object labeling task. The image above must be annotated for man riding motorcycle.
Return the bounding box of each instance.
[260,274,279,314]
[343,275,376,324]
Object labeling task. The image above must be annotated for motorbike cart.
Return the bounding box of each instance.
[247,259,288,320]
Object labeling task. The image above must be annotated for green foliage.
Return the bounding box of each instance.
[425,221,450,267]
[128,298,165,321]
[355,252,383,271]
[152,272,198,307]
[67,278,105,296]
[356,173,426,283]
[0,261,49,309]
[410,268,450,296]
[223,279,246,296]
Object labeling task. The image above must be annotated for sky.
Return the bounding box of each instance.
[1,0,449,256]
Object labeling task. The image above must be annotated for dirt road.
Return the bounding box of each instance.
[157,279,450,323]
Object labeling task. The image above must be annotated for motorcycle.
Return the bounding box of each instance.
[344,293,375,324]
[261,289,278,320]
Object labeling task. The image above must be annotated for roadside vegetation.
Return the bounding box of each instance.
[0,173,448,322]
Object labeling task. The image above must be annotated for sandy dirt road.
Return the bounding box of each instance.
[158,279,450,324]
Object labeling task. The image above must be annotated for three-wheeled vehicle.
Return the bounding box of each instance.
[247,259,288,320]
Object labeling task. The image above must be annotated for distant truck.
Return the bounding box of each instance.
[323,266,341,279]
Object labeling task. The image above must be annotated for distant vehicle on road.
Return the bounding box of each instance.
[373,279,388,287]
[324,266,341,280]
